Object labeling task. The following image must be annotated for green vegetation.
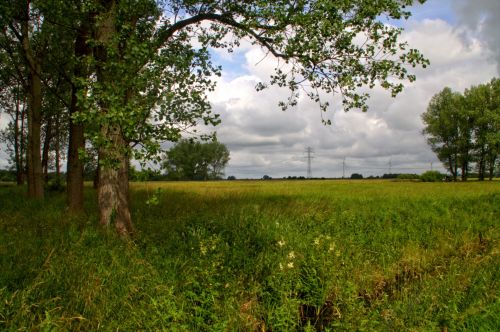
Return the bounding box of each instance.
[1,180,498,331]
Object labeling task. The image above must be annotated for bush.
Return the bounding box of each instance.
[397,174,420,180]
[420,170,444,182]
[350,173,363,179]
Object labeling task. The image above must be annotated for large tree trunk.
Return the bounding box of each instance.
[97,125,133,236]
[67,20,91,213]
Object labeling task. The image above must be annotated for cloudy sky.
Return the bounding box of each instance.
[208,0,500,179]
[1,0,499,178]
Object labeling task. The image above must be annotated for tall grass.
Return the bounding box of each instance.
[0,180,498,330]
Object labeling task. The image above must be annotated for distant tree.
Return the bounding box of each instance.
[262,175,272,180]
[423,80,499,181]
[422,88,462,181]
[0,84,27,185]
[350,173,363,179]
[420,170,444,182]
[227,175,236,181]
[464,78,499,180]
[163,139,230,180]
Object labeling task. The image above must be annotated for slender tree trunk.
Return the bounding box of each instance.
[97,125,133,236]
[42,119,52,181]
[19,106,26,185]
[26,62,44,198]
[67,22,90,213]
[14,97,22,185]
[447,155,456,181]
[478,147,485,181]
[22,3,43,199]
[487,155,496,181]
[55,115,60,180]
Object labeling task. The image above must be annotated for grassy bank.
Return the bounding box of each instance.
[0,180,499,331]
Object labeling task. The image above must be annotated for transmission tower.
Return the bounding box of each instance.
[342,157,346,179]
[306,147,314,179]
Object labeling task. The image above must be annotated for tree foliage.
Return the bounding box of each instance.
[422,79,499,181]
[163,139,230,180]
[0,0,429,234]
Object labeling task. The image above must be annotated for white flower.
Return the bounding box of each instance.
[288,251,295,259]
[278,240,286,247]
[287,262,294,268]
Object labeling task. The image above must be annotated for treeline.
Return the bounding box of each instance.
[422,79,499,181]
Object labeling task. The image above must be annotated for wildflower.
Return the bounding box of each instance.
[313,237,320,246]
[288,251,295,259]
[279,263,284,270]
[278,240,286,247]
[287,262,294,268]
[328,243,336,252]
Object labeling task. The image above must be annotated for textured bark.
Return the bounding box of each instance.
[94,0,133,235]
[97,126,133,236]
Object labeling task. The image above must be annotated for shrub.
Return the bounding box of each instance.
[397,174,420,180]
[420,170,444,182]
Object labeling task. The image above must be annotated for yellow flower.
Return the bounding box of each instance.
[278,240,286,247]
[288,251,295,259]
[287,262,294,268]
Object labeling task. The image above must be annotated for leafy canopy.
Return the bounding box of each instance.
[73,0,428,164]
[163,139,230,180]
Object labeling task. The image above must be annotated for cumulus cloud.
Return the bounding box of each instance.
[452,0,500,73]
[206,16,496,179]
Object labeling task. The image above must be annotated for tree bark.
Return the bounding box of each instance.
[18,106,26,185]
[26,62,44,198]
[97,125,133,236]
[22,2,44,199]
[67,20,91,213]
[41,118,52,181]
[94,0,133,235]
[67,86,85,211]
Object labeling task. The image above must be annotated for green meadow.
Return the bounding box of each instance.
[0,180,499,331]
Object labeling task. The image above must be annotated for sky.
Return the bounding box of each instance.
[1,0,499,178]
[206,0,500,179]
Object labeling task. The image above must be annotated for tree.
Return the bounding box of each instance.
[3,0,429,235]
[0,83,27,185]
[464,78,500,180]
[163,139,230,180]
[423,80,499,181]
[422,88,462,181]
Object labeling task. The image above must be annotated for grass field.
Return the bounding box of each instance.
[0,180,499,331]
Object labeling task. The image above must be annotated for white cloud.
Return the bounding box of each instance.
[206,17,497,179]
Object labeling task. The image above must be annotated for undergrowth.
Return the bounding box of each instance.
[0,180,498,331]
